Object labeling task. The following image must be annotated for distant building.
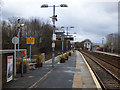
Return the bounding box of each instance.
[92,43,105,51]
[92,44,100,51]
[84,40,92,51]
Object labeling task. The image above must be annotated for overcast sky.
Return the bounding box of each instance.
[1,0,118,43]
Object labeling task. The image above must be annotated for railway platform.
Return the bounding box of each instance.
[95,51,120,57]
[3,50,101,89]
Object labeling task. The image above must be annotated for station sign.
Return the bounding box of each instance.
[12,37,18,44]
[64,37,74,41]
[56,37,62,40]
[21,51,25,57]
[52,42,55,48]
[26,37,35,45]
[52,34,56,41]
[55,30,65,34]
[56,37,74,41]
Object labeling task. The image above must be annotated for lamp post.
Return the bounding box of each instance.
[17,19,24,52]
[41,4,68,67]
[110,34,114,53]
[102,38,104,52]
[61,26,74,53]
[17,19,20,51]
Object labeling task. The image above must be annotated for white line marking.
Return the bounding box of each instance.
[29,68,54,88]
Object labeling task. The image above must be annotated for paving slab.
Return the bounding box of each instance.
[33,52,76,88]
[3,66,53,88]
[73,51,97,88]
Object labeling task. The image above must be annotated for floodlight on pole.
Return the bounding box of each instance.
[61,26,64,28]
[41,4,48,8]
[60,4,68,7]
[61,26,74,29]
[20,24,24,27]
[17,19,24,52]
[70,26,74,28]
[41,4,68,67]
[60,26,74,35]
[60,26,74,53]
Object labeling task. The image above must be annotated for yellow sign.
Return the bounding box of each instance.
[68,39,70,41]
[27,37,35,45]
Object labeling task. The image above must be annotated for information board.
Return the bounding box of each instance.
[7,56,13,82]
[27,37,35,45]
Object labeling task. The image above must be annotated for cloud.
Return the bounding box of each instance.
[57,2,118,42]
[1,0,118,43]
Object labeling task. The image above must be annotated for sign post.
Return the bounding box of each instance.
[21,53,24,77]
[62,36,64,54]
[52,34,56,41]
[52,42,55,48]
[12,37,18,76]
[30,45,31,61]
[26,37,35,61]
[26,37,35,45]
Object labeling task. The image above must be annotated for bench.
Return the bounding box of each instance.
[28,63,37,69]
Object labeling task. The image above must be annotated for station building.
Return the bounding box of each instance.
[84,40,92,51]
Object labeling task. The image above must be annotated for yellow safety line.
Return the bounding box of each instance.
[57,62,60,64]
[29,68,55,88]
[72,51,82,88]
[79,52,102,89]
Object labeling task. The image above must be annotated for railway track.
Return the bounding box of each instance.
[81,50,120,78]
[79,50,120,89]
[84,51,120,69]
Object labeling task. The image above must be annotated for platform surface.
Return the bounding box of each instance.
[72,51,97,88]
[3,51,100,89]
[95,51,120,57]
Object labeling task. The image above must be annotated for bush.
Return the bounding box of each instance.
[36,56,42,63]
[65,53,68,60]
[69,52,71,56]
[35,56,43,67]
[60,55,65,59]
[60,55,66,63]
[16,58,29,73]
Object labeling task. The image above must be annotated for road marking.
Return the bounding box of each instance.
[79,52,102,89]
[29,68,55,88]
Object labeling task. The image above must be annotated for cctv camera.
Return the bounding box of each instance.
[20,24,24,27]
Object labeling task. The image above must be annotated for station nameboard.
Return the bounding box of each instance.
[56,37,74,41]
[64,37,74,41]
[56,37,62,40]
[55,30,65,34]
